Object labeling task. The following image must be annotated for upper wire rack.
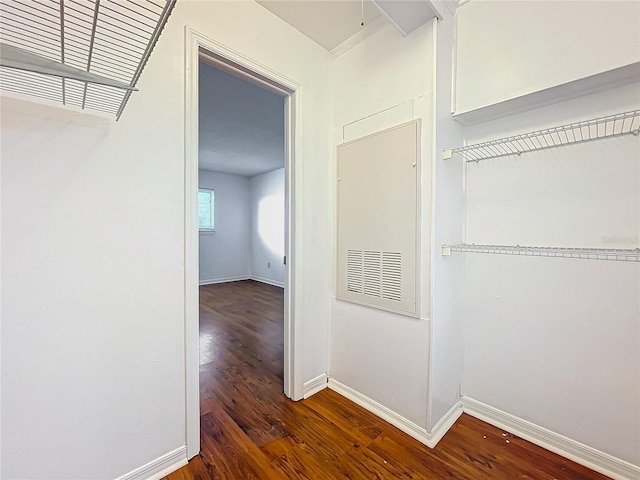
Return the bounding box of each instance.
[0,0,176,119]
[441,243,640,262]
[443,109,640,162]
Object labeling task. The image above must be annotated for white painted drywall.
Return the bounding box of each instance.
[454,0,640,116]
[329,22,434,429]
[460,84,640,466]
[1,97,186,480]
[198,170,251,284]
[250,168,285,287]
[428,11,466,431]
[0,0,331,478]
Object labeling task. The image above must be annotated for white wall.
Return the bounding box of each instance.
[461,83,640,467]
[428,11,466,431]
[329,22,434,430]
[199,168,285,288]
[454,0,640,116]
[454,2,640,467]
[0,0,331,478]
[250,168,285,287]
[1,98,186,480]
[199,170,251,284]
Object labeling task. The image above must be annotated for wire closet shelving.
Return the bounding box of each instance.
[0,0,176,119]
[442,109,640,263]
[441,244,640,262]
[443,109,640,162]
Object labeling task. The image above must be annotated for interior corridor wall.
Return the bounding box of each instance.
[198,170,251,284]
[0,0,331,478]
[329,22,434,431]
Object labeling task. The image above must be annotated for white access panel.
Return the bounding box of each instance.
[337,120,420,317]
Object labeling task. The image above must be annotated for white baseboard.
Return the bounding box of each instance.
[462,397,640,480]
[116,446,187,480]
[199,275,284,288]
[429,400,465,446]
[328,378,461,448]
[199,275,250,286]
[303,373,328,398]
[324,383,637,479]
[251,276,284,288]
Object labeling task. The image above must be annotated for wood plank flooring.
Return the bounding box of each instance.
[165,280,609,480]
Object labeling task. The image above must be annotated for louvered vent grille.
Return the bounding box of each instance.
[382,252,402,301]
[363,251,381,296]
[346,249,402,301]
[346,250,363,294]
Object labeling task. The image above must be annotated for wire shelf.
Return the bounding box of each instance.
[441,243,640,262]
[443,110,640,162]
[0,0,176,119]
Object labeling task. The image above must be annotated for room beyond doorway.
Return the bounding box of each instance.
[197,62,286,289]
[197,57,287,426]
[185,29,300,460]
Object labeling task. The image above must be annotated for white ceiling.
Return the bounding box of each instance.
[257,0,383,51]
[198,62,285,177]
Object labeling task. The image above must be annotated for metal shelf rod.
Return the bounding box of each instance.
[443,110,640,162]
[441,243,640,262]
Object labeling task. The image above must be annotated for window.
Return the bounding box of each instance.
[198,188,215,230]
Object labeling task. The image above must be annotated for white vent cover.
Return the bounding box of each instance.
[337,120,420,317]
[347,250,402,301]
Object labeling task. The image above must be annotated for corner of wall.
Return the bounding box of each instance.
[427,9,466,433]
[115,447,187,480]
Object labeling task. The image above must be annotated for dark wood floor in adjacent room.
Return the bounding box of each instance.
[166,280,608,480]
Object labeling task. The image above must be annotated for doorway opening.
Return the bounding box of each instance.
[185,30,299,459]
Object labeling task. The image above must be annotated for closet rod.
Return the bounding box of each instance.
[441,244,640,262]
[443,109,640,162]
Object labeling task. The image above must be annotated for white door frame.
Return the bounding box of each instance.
[184,26,300,459]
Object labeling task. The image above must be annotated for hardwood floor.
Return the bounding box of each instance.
[165,280,609,480]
